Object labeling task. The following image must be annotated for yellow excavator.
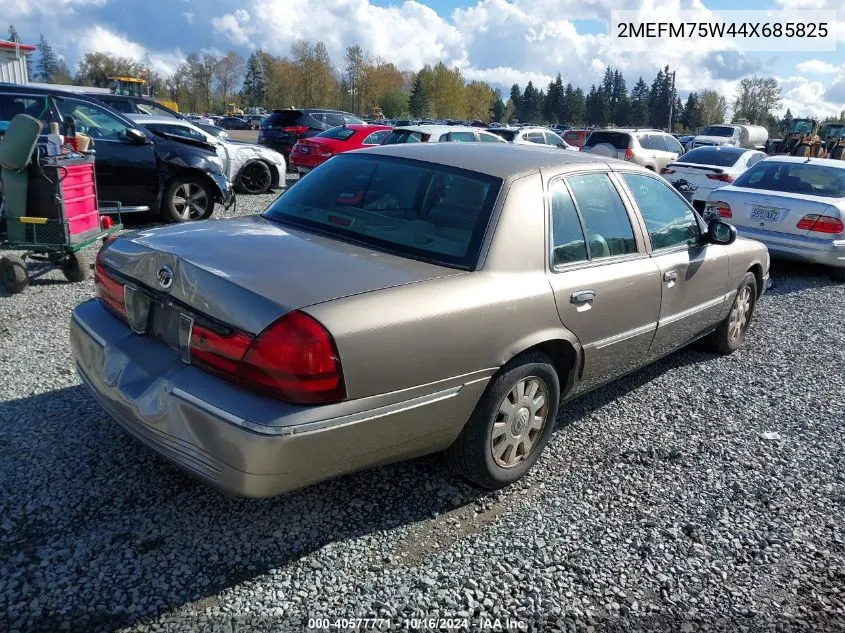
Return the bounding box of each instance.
[107,76,180,112]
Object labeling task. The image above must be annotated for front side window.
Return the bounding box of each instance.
[545,131,566,146]
[549,180,588,266]
[526,131,545,144]
[443,131,476,142]
[479,132,505,143]
[622,173,700,250]
[55,98,132,141]
[263,154,502,268]
[0,94,53,127]
[565,173,638,259]
[382,130,425,144]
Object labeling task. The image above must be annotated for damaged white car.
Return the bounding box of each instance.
[128,114,286,195]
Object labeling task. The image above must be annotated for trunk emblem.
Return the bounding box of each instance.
[157,265,174,289]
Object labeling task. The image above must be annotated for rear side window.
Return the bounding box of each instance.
[317,126,356,141]
[0,94,53,126]
[263,154,502,269]
[442,131,476,142]
[565,173,637,258]
[584,132,630,150]
[382,130,425,144]
[549,181,588,266]
[525,132,545,144]
[362,130,390,145]
[321,112,346,127]
[98,98,133,113]
[637,135,654,150]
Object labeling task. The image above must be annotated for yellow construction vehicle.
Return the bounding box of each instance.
[107,76,179,112]
[226,103,244,116]
[820,123,845,159]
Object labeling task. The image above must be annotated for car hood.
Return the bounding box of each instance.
[102,215,461,334]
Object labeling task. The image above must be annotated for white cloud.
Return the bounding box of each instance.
[796,59,841,74]
[75,26,184,76]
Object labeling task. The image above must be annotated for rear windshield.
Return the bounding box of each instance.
[678,146,745,167]
[700,125,735,137]
[264,110,304,126]
[489,129,517,142]
[733,161,845,198]
[317,126,356,141]
[263,154,502,269]
[584,131,630,149]
[382,130,427,144]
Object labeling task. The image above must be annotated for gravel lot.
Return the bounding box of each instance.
[1,189,844,633]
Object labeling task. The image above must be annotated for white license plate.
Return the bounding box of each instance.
[751,206,782,222]
[287,172,300,180]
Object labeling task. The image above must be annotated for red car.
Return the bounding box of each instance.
[289,124,392,175]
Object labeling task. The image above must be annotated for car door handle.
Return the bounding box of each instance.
[663,270,678,282]
[570,290,596,304]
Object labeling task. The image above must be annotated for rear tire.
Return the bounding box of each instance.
[162,177,214,223]
[0,254,28,294]
[447,352,560,489]
[61,251,89,282]
[706,272,757,355]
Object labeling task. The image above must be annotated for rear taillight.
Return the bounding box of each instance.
[660,167,675,174]
[706,173,734,182]
[706,201,732,218]
[624,148,635,160]
[188,310,345,405]
[282,125,309,135]
[797,214,844,234]
[94,253,127,321]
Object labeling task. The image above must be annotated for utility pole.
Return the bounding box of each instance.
[667,70,676,132]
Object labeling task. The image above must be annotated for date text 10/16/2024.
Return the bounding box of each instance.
[307,617,529,630]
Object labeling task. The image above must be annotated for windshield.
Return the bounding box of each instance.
[677,146,746,167]
[733,161,845,198]
[316,126,356,141]
[263,154,502,269]
[790,120,814,134]
[700,126,735,137]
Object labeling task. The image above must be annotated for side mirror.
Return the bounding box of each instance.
[125,128,149,144]
[708,220,737,245]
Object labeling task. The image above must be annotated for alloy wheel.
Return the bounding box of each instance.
[171,183,208,220]
[239,162,272,194]
[729,286,752,342]
[491,376,549,468]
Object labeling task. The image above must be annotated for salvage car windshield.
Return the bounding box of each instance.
[263,154,502,269]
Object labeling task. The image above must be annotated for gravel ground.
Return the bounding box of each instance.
[1,189,844,633]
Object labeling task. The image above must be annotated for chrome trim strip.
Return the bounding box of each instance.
[593,322,657,350]
[737,224,841,247]
[658,293,729,329]
[170,385,463,437]
[72,312,106,347]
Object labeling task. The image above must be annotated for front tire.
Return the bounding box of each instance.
[236,161,272,194]
[706,272,757,354]
[447,352,560,489]
[162,178,214,223]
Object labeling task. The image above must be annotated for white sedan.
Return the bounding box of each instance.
[129,114,286,195]
[660,146,767,211]
[704,156,845,282]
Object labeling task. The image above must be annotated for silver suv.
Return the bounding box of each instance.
[582,129,684,171]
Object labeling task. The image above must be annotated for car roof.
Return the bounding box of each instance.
[760,155,845,169]
[356,142,612,179]
[392,124,479,133]
[128,114,189,125]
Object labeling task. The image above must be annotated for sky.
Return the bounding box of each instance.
[5,0,845,118]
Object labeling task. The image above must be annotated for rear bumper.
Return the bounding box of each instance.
[70,299,485,498]
[257,138,292,156]
[735,225,845,269]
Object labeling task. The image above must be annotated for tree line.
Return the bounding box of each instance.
[12,27,844,133]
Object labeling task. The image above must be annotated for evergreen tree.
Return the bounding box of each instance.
[492,88,506,122]
[544,74,564,123]
[672,96,684,131]
[629,76,650,127]
[408,72,430,118]
[781,107,793,133]
[521,82,541,123]
[242,50,266,107]
[648,66,673,129]
[509,84,522,121]
[35,34,60,83]
[585,85,599,125]
[611,70,629,126]
[681,92,702,131]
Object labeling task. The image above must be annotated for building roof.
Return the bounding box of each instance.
[0,39,36,52]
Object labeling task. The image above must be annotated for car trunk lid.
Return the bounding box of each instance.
[99,215,462,337]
